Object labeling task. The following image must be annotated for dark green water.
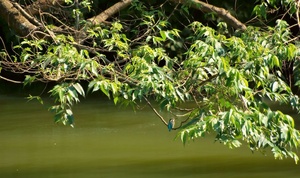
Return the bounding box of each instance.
[0,95,299,178]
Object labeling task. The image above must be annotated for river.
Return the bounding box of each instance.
[0,95,299,178]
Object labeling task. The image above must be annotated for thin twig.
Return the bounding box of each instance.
[296,1,300,29]
[173,110,193,130]
[143,96,168,126]
[0,75,23,84]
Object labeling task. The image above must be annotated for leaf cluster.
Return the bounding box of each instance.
[1,0,300,163]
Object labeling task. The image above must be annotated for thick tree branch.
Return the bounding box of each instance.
[25,0,65,16]
[0,0,38,37]
[12,2,42,27]
[171,0,247,31]
[24,0,248,32]
[0,0,64,40]
[88,0,246,30]
[87,0,132,25]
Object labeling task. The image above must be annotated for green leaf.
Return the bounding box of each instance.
[272,55,280,67]
[64,0,73,5]
[287,44,297,60]
[68,86,79,103]
[160,31,166,41]
[54,113,62,123]
[91,60,99,76]
[113,96,119,105]
[27,95,44,105]
[58,89,65,103]
[66,108,74,127]
[88,81,97,92]
[181,131,188,145]
[159,99,169,111]
[272,81,279,92]
[176,89,185,101]
[253,4,267,19]
[110,83,118,95]
[231,140,242,148]
[181,5,189,15]
[72,83,85,97]
[24,75,36,86]
[100,81,110,98]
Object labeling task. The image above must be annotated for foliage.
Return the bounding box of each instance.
[1,0,300,163]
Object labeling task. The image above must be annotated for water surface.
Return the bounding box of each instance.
[0,95,299,177]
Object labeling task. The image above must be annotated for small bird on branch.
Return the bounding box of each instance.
[168,118,175,131]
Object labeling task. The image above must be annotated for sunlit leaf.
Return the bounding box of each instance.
[73,83,85,97]
[272,81,279,92]
[24,75,36,86]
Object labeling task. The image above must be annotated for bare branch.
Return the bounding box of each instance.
[143,96,168,126]
[88,0,132,25]
[171,0,247,31]
[173,114,192,130]
[296,1,300,29]
[0,75,23,84]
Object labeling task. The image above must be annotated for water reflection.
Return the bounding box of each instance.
[0,96,299,178]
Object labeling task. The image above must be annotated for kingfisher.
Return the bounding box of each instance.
[168,118,175,131]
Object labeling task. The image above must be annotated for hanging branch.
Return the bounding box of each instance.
[173,113,193,130]
[0,75,23,84]
[143,96,168,126]
[144,96,198,131]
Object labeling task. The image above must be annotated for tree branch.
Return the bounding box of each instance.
[171,0,246,31]
[0,0,38,37]
[12,2,42,27]
[0,75,23,84]
[25,0,65,16]
[296,1,300,29]
[87,0,132,25]
[0,0,66,41]
[143,96,168,126]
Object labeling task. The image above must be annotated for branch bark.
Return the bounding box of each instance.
[12,2,42,27]
[0,75,23,84]
[0,0,38,37]
[1,0,246,39]
[87,0,132,25]
[25,0,65,16]
[171,0,247,31]
[143,96,168,126]
[88,0,246,30]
